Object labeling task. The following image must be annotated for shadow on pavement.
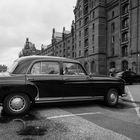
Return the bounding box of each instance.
[32,98,135,112]
[121,98,140,105]
[0,108,69,138]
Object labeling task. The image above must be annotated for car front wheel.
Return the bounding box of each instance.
[3,93,31,115]
[104,88,119,106]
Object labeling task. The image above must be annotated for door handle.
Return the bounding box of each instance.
[27,78,34,81]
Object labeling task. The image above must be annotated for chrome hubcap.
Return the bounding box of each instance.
[9,96,25,112]
[110,93,116,103]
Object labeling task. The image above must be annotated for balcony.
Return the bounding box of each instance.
[121,4,129,16]
[121,31,129,43]
[83,5,88,15]
[121,17,129,30]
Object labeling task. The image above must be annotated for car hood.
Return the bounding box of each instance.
[0,72,25,82]
[0,72,10,77]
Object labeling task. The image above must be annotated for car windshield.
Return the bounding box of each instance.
[7,60,18,74]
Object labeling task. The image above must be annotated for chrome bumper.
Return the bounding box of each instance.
[121,92,128,97]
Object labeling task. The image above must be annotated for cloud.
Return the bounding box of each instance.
[0,47,21,67]
[0,0,76,66]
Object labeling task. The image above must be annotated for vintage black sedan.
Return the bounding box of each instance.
[115,71,140,85]
[0,56,127,115]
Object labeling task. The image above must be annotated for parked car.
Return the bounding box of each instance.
[115,71,140,85]
[0,56,127,115]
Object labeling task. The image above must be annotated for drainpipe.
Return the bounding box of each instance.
[136,0,139,74]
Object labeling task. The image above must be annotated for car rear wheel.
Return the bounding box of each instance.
[3,93,31,115]
[104,88,118,106]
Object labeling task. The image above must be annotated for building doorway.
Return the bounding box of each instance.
[122,60,128,71]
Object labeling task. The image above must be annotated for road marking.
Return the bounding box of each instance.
[40,109,131,140]
[47,112,102,119]
[126,86,140,120]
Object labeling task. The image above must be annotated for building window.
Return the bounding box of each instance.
[122,31,128,42]
[79,31,81,38]
[112,11,115,18]
[84,16,89,25]
[92,23,95,32]
[110,62,116,69]
[92,11,95,19]
[79,41,81,48]
[84,49,88,57]
[111,36,115,44]
[122,17,128,29]
[93,46,95,52]
[84,5,88,15]
[111,47,115,56]
[79,20,81,27]
[78,11,80,18]
[111,36,115,56]
[111,22,115,33]
[91,0,94,8]
[72,45,74,50]
[122,45,128,57]
[72,52,74,58]
[92,35,94,44]
[84,38,88,48]
[84,27,88,36]
[122,4,129,15]
[79,50,81,56]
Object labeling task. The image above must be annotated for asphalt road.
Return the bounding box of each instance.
[0,85,140,140]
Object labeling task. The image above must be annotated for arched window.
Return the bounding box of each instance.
[122,60,128,71]
[110,61,115,69]
[91,61,96,73]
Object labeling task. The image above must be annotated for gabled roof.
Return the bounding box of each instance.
[64,30,71,34]
[54,32,62,38]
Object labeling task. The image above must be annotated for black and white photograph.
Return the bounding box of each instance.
[0,0,140,140]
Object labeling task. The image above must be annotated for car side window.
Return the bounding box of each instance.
[31,61,60,75]
[31,62,41,74]
[63,62,85,75]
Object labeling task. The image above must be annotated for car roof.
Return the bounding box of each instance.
[16,55,80,64]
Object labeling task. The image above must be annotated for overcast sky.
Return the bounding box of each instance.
[0,0,76,67]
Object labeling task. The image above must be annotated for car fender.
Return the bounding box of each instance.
[0,81,38,103]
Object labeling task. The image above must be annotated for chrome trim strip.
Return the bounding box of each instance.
[35,96,103,104]
[36,97,63,101]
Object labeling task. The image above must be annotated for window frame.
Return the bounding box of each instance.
[62,62,87,76]
[27,60,61,75]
